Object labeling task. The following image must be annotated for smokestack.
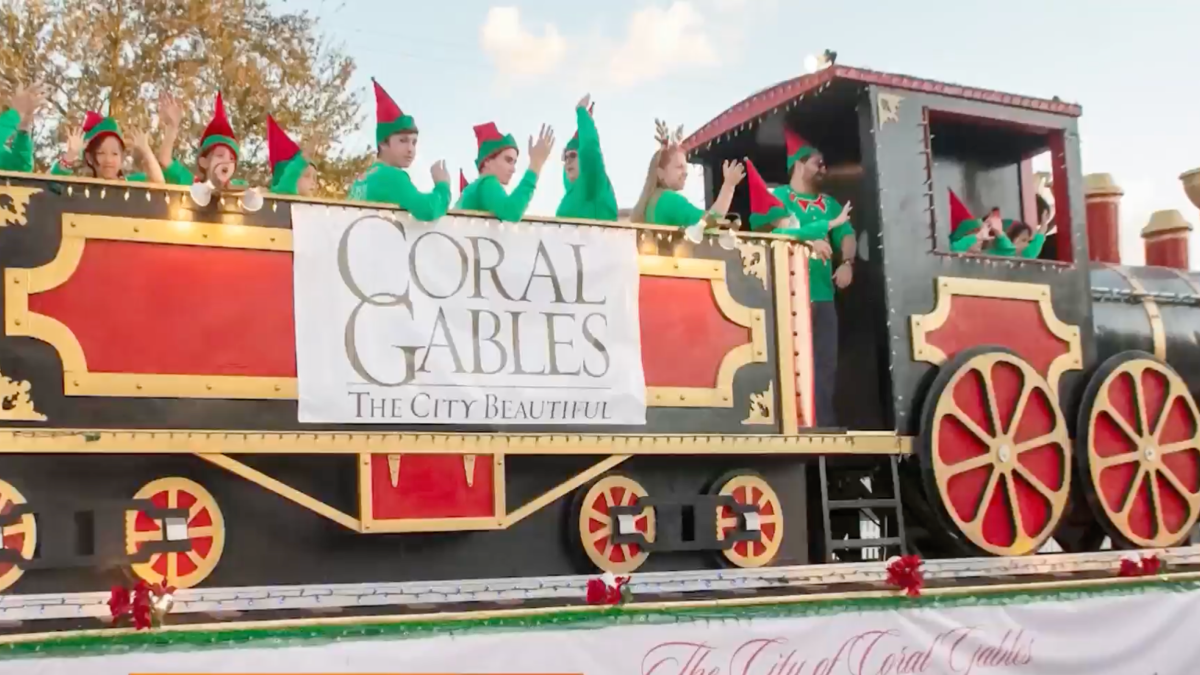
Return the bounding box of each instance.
[1084,173,1123,263]
[1142,210,1193,270]
[1183,167,1200,219]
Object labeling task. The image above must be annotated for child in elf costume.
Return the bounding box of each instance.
[556,94,617,221]
[347,80,451,220]
[753,130,855,427]
[153,92,246,188]
[0,83,46,173]
[630,119,743,227]
[457,121,555,222]
[947,189,1045,258]
[266,116,317,197]
[50,112,165,183]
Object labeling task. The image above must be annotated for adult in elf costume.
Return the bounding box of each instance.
[0,83,47,173]
[630,119,743,227]
[152,92,246,188]
[755,129,854,427]
[347,80,451,220]
[51,111,165,183]
[556,94,617,221]
[457,121,555,222]
[266,116,317,197]
[946,189,1045,258]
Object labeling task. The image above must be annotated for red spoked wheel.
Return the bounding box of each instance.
[1078,352,1200,548]
[0,479,36,593]
[125,477,225,589]
[920,347,1072,556]
[576,475,656,574]
[712,471,783,568]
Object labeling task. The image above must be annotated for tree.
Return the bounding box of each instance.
[0,0,373,196]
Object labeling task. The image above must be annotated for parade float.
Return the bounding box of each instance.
[1,64,1199,673]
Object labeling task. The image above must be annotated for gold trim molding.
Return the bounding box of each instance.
[742,382,775,425]
[877,93,903,126]
[735,241,768,289]
[910,276,1083,394]
[771,242,799,434]
[1107,264,1166,360]
[0,185,43,227]
[357,452,507,534]
[0,369,45,421]
[639,255,768,408]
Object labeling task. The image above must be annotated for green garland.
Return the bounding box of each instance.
[2,579,1196,660]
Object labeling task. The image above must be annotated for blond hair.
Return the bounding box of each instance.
[630,120,684,224]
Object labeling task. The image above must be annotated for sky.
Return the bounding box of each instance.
[274,0,1199,265]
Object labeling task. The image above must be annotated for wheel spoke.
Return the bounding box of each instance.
[590,526,611,544]
[969,468,1001,526]
[166,551,177,583]
[1005,472,1026,537]
[1119,465,1149,518]
[1149,471,1169,538]
[945,452,996,477]
[759,513,780,525]
[1014,464,1057,501]
[585,507,610,526]
[1158,466,1199,503]
[186,549,204,567]
[1099,403,1142,445]
[1159,440,1198,456]
[1015,432,1062,454]
[129,528,164,543]
[188,502,203,521]
[620,543,636,562]
[168,489,178,510]
[1095,452,1140,470]
[1152,380,1184,443]
[980,366,1003,438]
[602,541,614,561]
[948,409,995,446]
[1133,370,1151,440]
[188,526,215,539]
[1006,377,1034,437]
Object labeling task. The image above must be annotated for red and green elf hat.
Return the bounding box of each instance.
[473,122,518,168]
[82,110,123,148]
[372,79,416,146]
[784,128,816,171]
[563,102,595,155]
[199,92,241,160]
[459,169,469,192]
[266,115,310,194]
[747,160,789,231]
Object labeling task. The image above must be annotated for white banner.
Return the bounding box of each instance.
[292,206,646,425]
[6,588,1199,674]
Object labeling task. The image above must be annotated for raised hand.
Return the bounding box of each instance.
[158,91,182,130]
[430,160,450,185]
[128,127,152,156]
[64,125,85,161]
[721,159,745,187]
[528,124,556,173]
[831,201,853,227]
[11,82,48,124]
[577,93,591,112]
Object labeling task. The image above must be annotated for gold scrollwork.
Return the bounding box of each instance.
[742,382,775,425]
[0,185,43,228]
[877,93,903,126]
[0,370,45,421]
[735,241,768,289]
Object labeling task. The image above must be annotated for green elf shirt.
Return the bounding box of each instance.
[0,109,33,172]
[348,162,451,221]
[129,160,246,187]
[457,170,538,223]
[555,106,618,221]
[770,187,852,303]
[646,190,706,226]
[950,219,1044,259]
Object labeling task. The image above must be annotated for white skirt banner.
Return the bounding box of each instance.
[291,206,646,425]
[5,586,1200,674]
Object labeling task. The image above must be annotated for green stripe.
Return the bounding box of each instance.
[377,116,416,145]
[0,579,1192,660]
[200,135,241,160]
[476,134,518,167]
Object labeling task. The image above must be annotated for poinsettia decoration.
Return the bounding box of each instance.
[1118,554,1164,578]
[586,572,632,606]
[886,555,925,597]
[109,579,176,630]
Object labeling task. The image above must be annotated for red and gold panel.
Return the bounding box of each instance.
[5,216,769,408]
[357,453,505,533]
[911,277,1083,394]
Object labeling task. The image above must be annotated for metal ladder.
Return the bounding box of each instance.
[818,455,908,563]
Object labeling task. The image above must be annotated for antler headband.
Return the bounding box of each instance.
[654,119,685,149]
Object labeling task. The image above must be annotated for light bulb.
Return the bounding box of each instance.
[189,181,214,207]
[684,222,705,244]
[718,228,737,251]
[241,188,264,212]
[804,55,819,74]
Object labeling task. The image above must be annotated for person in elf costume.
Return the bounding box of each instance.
[0,83,47,173]
[266,116,317,197]
[947,189,1046,258]
[457,121,555,222]
[631,119,744,228]
[556,94,617,221]
[753,129,854,427]
[51,111,165,183]
[153,92,246,188]
[347,80,451,220]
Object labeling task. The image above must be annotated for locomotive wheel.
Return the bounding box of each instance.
[576,474,655,574]
[125,477,226,589]
[920,347,1071,556]
[1077,352,1200,548]
[0,479,36,593]
[711,471,783,568]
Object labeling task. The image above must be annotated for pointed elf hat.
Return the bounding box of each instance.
[459,169,469,192]
[266,116,311,195]
[747,160,789,231]
[473,122,518,168]
[784,128,815,171]
[82,110,123,148]
[199,92,241,160]
[372,79,416,145]
[564,102,596,154]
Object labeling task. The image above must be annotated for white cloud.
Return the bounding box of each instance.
[606,2,719,87]
[479,7,566,81]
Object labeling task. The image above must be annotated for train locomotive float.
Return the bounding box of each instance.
[1,65,1199,609]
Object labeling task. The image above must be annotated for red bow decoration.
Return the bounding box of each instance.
[108,580,176,630]
[586,573,631,606]
[1118,554,1163,578]
[886,555,925,597]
